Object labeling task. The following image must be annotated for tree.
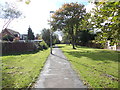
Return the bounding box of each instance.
[62,32,72,44]
[76,30,96,46]
[41,28,50,46]
[35,34,41,40]
[18,0,31,4]
[51,3,87,49]
[91,1,120,46]
[0,2,22,30]
[52,33,60,45]
[41,28,59,46]
[75,12,94,46]
[27,26,35,40]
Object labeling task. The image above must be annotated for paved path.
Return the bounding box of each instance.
[33,46,87,88]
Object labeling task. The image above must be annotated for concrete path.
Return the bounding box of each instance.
[33,46,87,88]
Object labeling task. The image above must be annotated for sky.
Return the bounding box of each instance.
[0,0,95,36]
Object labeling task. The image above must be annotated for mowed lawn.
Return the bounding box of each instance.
[58,44,119,88]
[2,49,50,88]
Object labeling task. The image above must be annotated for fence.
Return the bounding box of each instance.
[2,42,38,55]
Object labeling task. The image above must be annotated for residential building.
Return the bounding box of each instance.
[20,34,28,40]
[1,28,20,41]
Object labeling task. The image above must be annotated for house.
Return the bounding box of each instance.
[106,40,120,51]
[1,28,20,41]
[20,34,28,40]
[0,33,2,40]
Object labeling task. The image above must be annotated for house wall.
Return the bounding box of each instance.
[106,41,117,50]
[116,43,120,51]
[20,34,28,40]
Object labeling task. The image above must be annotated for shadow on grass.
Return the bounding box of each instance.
[2,50,40,56]
[57,45,66,48]
[53,46,58,48]
[65,50,119,62]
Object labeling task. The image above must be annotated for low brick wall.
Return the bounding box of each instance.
[2,42,37,55]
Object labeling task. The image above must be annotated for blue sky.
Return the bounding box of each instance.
[0,0,94,35]
[55,0,88,8]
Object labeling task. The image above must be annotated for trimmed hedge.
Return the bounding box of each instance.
[1,41,49,55]
[2,42,38,55]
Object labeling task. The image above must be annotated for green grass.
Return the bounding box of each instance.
[58,44,119,88]
[1,49,50,88]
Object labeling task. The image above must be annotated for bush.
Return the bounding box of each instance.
[39,40,48,50]
[2,35,14,41]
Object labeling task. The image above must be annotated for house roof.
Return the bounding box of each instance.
[2,28,20,36]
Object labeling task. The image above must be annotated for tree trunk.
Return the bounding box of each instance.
[72,43,76,49]
[70,26,76,49]
[75,24,79,47]
[72,34,76,49]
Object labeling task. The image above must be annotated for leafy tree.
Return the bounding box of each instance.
[52,33,60,45]
[27,26,35,40]
[41,28,59,46]
[91,1,120,46]
[41,28,50,46]
[18,0,31,4]
[0,2,22,30]
[76,30,96,46]
[51,3,87,49]
[75,13,94,46]
[35,34,41,40]
[62,32,72,44]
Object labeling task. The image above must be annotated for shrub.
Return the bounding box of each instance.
[39,40,48,50]
[2,34,14,41]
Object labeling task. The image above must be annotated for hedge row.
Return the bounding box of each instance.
[1,41,48,55]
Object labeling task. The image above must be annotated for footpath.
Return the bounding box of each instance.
[33,46,87,88]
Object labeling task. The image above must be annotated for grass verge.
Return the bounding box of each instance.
[58,44,119,88]
[1,49,50,88]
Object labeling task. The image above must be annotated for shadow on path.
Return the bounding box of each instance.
[52,54,68,60]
